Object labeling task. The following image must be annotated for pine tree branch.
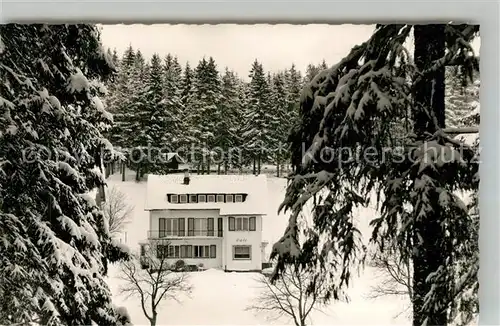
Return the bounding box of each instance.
[442,127,479,134]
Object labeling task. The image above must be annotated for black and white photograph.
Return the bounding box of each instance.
[0,22,480,325]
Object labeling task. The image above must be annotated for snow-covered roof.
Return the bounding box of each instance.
[161,152,185,164]
[145,174,268,215]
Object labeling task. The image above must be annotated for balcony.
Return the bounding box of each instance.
[148,229,223,239]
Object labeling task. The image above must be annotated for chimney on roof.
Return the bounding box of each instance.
[183,169,190,185]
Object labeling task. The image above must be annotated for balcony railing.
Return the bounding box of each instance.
[148,230,222,238]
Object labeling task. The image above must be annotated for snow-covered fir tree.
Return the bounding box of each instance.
[270,24,479,326]
[162,54,185,154]
[144,54,166,147]
[178,62,197,159]
[218,68,244,173]
[242,59,274,174]
[304,60,328,82]
[127,51,152,180]
[445,67,480,129]
[0,23,129,325]
[181,62,194,109]
[270,72,289,176]
[106,46,135,149]
[188,57,223,174]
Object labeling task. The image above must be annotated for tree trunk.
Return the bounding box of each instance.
[224,161,228,174]
[111,161,115,174]
[253,156,256,175]
[257,153,261,175]
[149,313,157,326]
[135,165,141,182]
[121,161,126,182]
[412,24,448,326]
[276,153,280,178]
[217,163,221,175]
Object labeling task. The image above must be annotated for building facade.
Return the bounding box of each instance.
[141,173,268,272]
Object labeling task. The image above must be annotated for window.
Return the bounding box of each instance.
[140,244,146,257]
[187,218,215,236]
[170,194,178,203]
[193,244,216,258]
[233,245,251,260]
[159,218,166,237]
[235,194,243,202]
[188,218,194,236]
[217,194,225,202]
[207,195,215,202]
[178,218,186,236]
[194,245,210,258]
[226,194,233,203]
[180,245,192,258]
[236,217,245,231]
[189,194,198,203]
[249,216,256,231]
[228,216,256,231]
[207,218,214,236]
[159,245,213,258]
[217,217,223,237]
[157,245,196,258]
[179,194,188,203]
[159,218,185,237]
[194,218,207,234]
[210,244,216,258]
[199,195,206,203]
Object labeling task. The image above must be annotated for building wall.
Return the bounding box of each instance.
[223,215,263,271]
[148,210,264,271]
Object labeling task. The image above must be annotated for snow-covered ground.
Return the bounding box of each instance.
[105,169,410,325]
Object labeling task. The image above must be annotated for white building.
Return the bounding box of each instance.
[141,173,268,272]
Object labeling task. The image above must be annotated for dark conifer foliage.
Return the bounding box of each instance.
[0,24,129,325]
[270,24,479,326]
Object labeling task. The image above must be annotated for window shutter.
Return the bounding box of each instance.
[229,217,235,231]
[217,217,223,237]
[249,217,256,231]
[180,245,187,258]
[187,245,193,258]
[178,218,185,236]
[210,245,216,258]
[159,218,166,237]
[207,218,214,236]
[188,218,194,236]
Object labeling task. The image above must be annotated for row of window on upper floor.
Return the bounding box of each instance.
[167,193,247,204]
